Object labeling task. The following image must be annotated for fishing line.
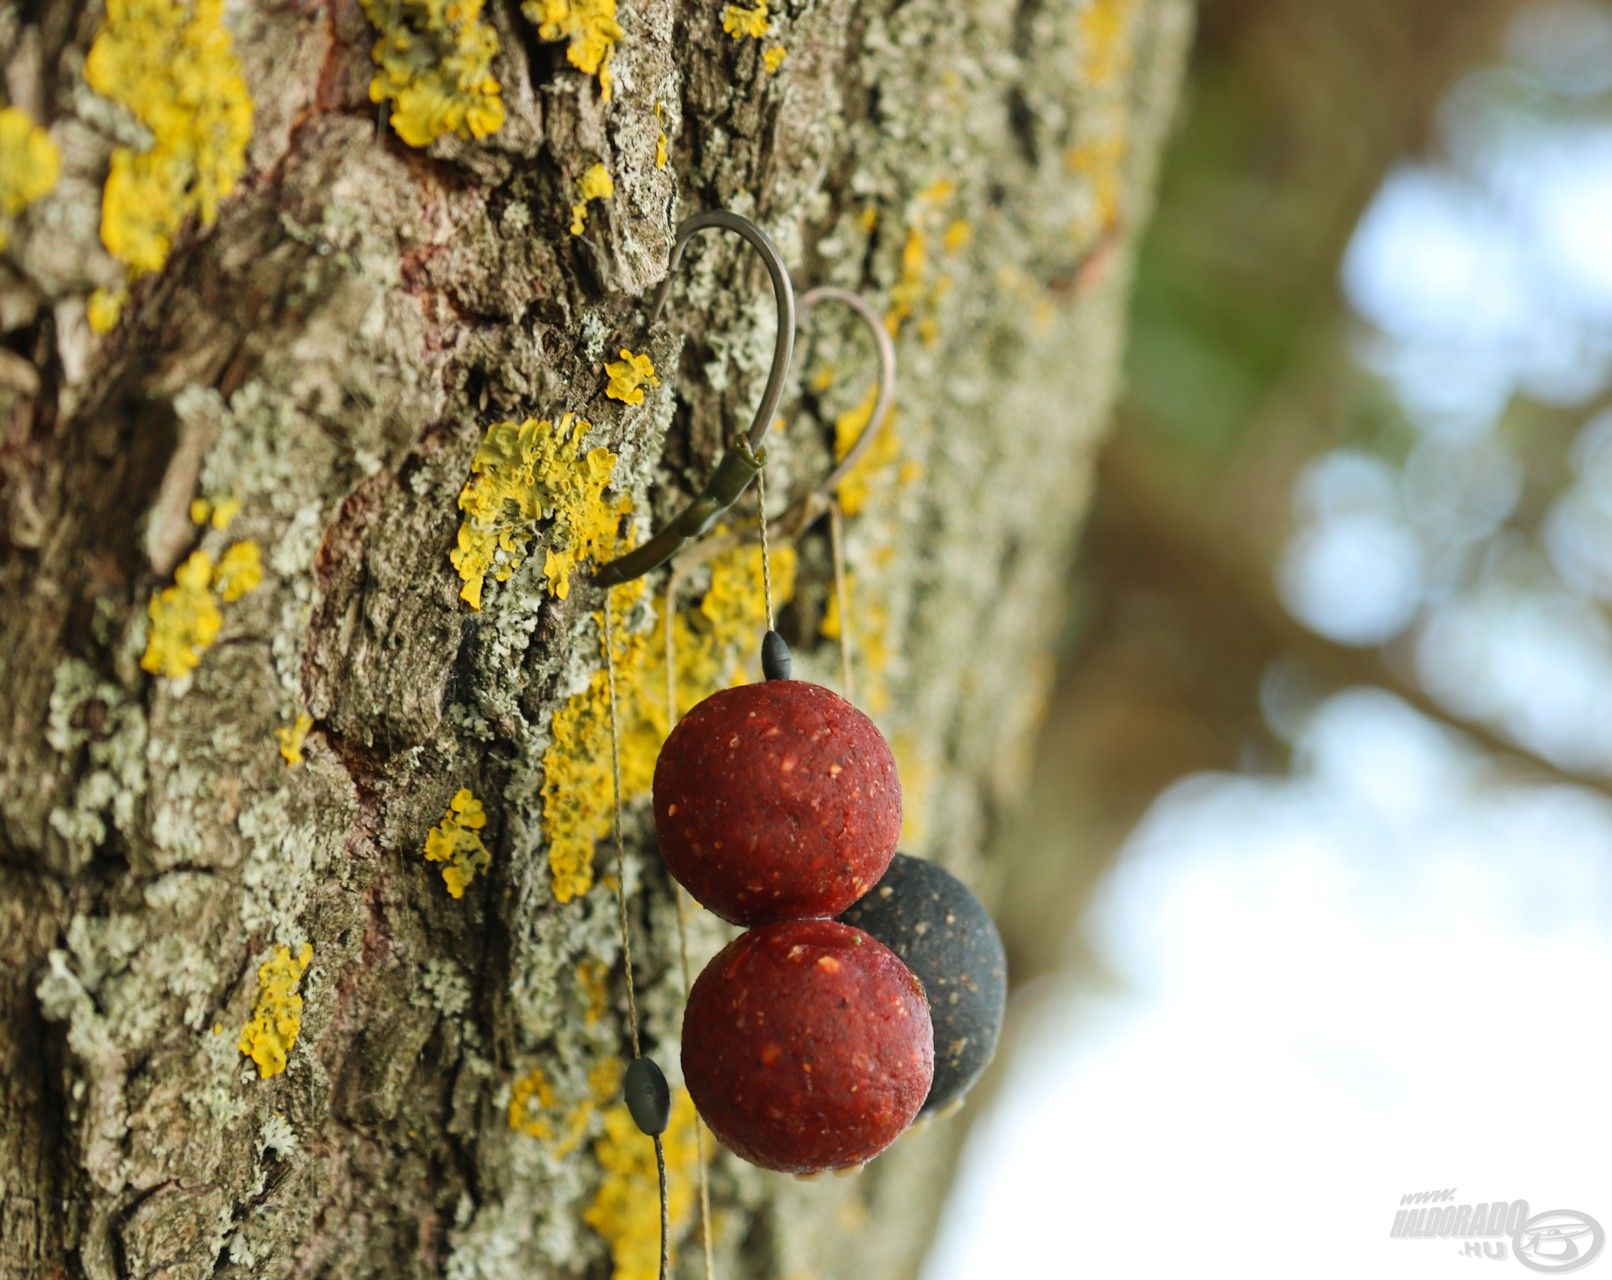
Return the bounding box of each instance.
[601,593,670,1280]
[663,568,719,1280]
[826,499,855,700]
[756,464,776,633]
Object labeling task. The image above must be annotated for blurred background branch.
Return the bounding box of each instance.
[999,0,1537,987]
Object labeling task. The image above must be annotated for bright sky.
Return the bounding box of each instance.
[925,5,1612,1276]
[925,692,1612,1279]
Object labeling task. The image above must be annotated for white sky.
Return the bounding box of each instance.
[924,691,1612,1279]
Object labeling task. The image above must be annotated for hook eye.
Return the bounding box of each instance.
[592,210,797,587]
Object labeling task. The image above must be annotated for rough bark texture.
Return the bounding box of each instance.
[0,1,1190,1276]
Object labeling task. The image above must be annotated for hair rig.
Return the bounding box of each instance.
[589,213,1005,1252]
[590,211,895,587]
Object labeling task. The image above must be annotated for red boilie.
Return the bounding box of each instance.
[682,919,934,1174]
[653,678,902,925]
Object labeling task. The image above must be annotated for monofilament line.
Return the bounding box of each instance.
[664,572,719,1280]
[602,593,642,1059]
[756,464,775,632]
[602,591,669,1280]
[827,499,855,700]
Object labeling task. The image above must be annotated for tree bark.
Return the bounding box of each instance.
[0,1,1190,1276]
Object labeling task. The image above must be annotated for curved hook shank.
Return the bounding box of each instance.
[592,211,797,587]
[626,283,900,577]
[648,211,797,452]
[795,285,896,509]
[594,438,766,586]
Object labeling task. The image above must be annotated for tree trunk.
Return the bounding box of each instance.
[0,1,1190,1276]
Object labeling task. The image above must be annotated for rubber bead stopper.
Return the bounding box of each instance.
[761,630,792,680]
[624,1055,671,1136]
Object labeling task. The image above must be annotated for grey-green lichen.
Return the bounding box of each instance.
[413,957,472,1017]
[44,659,148,869]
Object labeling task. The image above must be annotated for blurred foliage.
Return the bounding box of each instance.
[1125,0,1523,469]
[1003,0,1583,986]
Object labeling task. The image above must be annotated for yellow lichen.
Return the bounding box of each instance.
[884,180,969,343]
[450,413,630,609]
[510,1058,621,1157]
[654,102,670,169]
[578,958,610,1026]
[86,287,125,335]
[540,454,631,602]
[1080,0,1139,87]
[139,536,265,677]
[591,1056,624,1094]
[523,0,622,100]
[832,389,910,518]
[213,539,263,602]
[507,1067,553,1137]
[1065,131,1128,235]
[541,587,650,904]
[85,0,253,276]
[819,569,853,647]
[722,1,768,40]
[509,1067,589,1156]
[424,787,492,898]
[360,0,505,148]
[275,713,313,767]
[585,1088,699,1280]
[821,569,891,714]
[570,161,614,235]
[603,348,659,405]
[673,543,799,701]
[763,44,787,73]
[238,943,313,1080]
[541,543,796,903]
[0,107,58,214]
[580,164,614,202]
[892,735,930,844]
[0,106,60,250]
[141,549,222,678]
[885,227,927,337]
[189,493,241,529]
[1061,0,1137,243]
[821,362,907,714]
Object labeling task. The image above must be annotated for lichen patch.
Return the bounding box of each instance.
[238,943,313,1079]
[524,0,623,100]
[85,0,252,276]
[424,787,493,898]
[360,0,506,147]
[450,413,630,610]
